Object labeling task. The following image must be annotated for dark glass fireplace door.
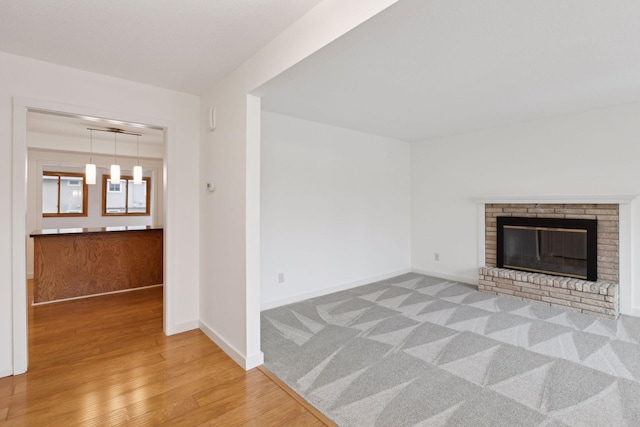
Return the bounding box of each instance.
[497,217,597,281]
[502,226,588,279]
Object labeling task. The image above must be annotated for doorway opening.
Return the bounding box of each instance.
[13,100,170,374]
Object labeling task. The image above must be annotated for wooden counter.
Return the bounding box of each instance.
[30,226,163,303]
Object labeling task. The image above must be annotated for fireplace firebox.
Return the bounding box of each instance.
[497,217,597,281]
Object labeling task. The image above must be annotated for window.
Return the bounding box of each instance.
[107,181,122,193]
[42,172,88,217]
[102,175,151,216]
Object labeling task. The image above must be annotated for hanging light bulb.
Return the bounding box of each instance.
[110,164,121,183]
[133,166,142,184]
[85,129,96,185]
[86,163,96,185]
[111,131,120,183]
[133,134,143,184]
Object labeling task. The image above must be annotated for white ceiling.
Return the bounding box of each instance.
[4,1,640,143]
[0,0,323,94]
[259,0,640,141]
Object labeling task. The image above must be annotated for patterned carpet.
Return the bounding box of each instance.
[261,273,640,426]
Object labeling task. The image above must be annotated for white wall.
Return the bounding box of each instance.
[199,0,399,369]
[1,51,200,377]
[411,102,640,311]
[261,112,411,309]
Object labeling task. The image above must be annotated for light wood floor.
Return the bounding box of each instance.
[0,284,333,426]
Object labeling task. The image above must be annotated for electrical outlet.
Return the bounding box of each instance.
[434,253,440,261]
[278,273,285,283]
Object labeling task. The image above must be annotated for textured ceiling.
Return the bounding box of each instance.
[0,0,323,94]
[260,0,640,141]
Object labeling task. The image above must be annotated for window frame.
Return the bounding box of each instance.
[107,181,123,193]
[102,175,151,216]
[42,171,88,217]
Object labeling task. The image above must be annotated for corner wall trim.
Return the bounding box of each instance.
[261,268,412,311]
[199,320,264,370]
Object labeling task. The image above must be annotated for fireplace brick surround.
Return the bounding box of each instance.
[480,203,619,319]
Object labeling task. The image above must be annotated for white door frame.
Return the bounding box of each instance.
[12,97,172,374]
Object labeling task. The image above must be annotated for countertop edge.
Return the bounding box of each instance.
[30,226,164,237]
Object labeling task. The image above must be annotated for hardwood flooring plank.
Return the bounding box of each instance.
[155,329,210,351]
[160,339,225,366]
[164,351,238,378]
[281,412,330,426]
[1,281,330,426]
[123,366,260,425]
[192,368,275,408]
[165,387,288,427]
[124,395,200,426]
[10,350,241,422]
[0,378,23,400]
[85,408,131,427]
[60,407,130,427]
[3,351,166,405]
[241,397,308,426]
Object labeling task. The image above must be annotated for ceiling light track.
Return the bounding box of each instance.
[86,127,142,137]
[28,107,165,131]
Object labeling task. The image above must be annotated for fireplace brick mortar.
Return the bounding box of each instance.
[482,203,619,319]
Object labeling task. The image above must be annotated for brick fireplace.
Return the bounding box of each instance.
[479,203,620,319]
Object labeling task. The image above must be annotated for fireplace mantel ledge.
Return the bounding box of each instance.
[471,195,637,205]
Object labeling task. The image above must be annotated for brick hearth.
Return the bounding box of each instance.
[478,267,618,318]
[480,203,619,319]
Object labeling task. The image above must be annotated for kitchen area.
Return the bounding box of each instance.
[26,110,165,304]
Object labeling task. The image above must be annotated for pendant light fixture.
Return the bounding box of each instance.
[133,134,143,184]
[110,131,120,183]
[86,126,141,184]
[85,129,96,185]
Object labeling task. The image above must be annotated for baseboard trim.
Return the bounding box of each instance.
[199,320,264,370]
[27,272,34,280]
[411,268,478,287]
[261,268,412,311]
[169,319,199,335]
[245,351,265,370]
[31,284,164,306]
[0,367,13,379]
